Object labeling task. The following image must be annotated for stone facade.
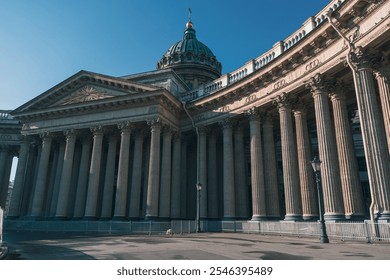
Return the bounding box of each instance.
[1,0,390,225]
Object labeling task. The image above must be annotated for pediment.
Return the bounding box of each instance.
[13,70,160,114]
[53,85,123,106]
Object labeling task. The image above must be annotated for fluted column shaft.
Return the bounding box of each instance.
[234,125,248,219]
[101,134,118,219]
[294,109,318,220]
[263,116,280,219]
[374,68,390,154]
[84,127,104,219]
[180,140,187,218]
[49,142,65,216]
[330,91,365,219]
[159,128,172,219]
[73,137,92,218]
[351,49,390,219]
[114,123,132,219]
[55,131,77,218]
[31,133,52,217]
[129,132,144,219]
[170,133,181,219]
[0,147,13,208]
[199,128,208,219]
[248,111,266,221]
[274,95,302,220]
[207,132,218,219]
[146,119,161,219]
[0,147,8,205]
[8,140,29,217]
[308,75,344,220]
[221,120,235,219]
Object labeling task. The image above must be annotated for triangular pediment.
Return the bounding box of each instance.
[52,84,124,106]
[12,70,160,114]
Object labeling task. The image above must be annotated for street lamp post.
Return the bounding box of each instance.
[311,156,329,244]
[196,183,202,233]
[182,101,202,234]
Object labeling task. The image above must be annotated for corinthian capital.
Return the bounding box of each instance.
[245,107,263,121]
[272,92,294,110]
[349,46,375,70]
[304,73,328,95]
[147,117,162,130]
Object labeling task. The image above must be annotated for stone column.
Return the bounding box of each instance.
[170,131,181,219]
[146,118,161,219]
[293,107,318,220]
[49,142,65,216]
[0,147,13,208]
[180,140,188,218]
[329,84,365,219]
[21,144,39,216]
[199,126,208,219]
[84,126,104,219]
[55,130,77,219]
[73,136,92,218]
[247,108,267,221]
[350,48,390,219]
[0,146,8,204]
[374,60,390,154]
[207,131,218,219]
[306,74,344,220]
[234,124,248,219]
[262,115,281,219]
[273,93,302,220]
[220,119,235,220]
[159,126,172,219]
[129,131,145,219]
[100,133,118,219]
[114,122,132,219]
[31,132,52,218]
[8,139,30,218]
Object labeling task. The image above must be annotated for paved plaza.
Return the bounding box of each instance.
[2,231,390,260]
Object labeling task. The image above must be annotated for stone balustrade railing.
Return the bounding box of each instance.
[0,110,13,120]
[181,0,347,102]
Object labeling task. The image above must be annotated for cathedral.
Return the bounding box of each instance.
[1,0,390,235]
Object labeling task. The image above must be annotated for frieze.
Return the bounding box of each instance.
[305,59,320,72]
[273,79,286,90]
[219,105,231,113]
[244,94,258,105]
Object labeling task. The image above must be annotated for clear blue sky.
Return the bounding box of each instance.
[1,0,330,110]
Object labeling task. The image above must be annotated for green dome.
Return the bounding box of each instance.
[157,21,222,79]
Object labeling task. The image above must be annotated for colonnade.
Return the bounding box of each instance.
[4,56,390,222]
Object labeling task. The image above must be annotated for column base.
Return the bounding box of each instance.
[284,214,303,221]
[345,213,365,221]
[222,216,236,221]
[144,215,159,221]
[303,215,319,221]
[378,212,390,221]
[251,215,267,221]
[324,214,345,221]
